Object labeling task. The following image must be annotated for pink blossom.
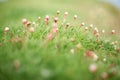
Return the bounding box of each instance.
[52,27,58,34]
[22,18,27,25]
[94,27,98,35]
[45,15,49,25]
[53,23,57,28]
[45,15,49,21]
[29,27,34,33]
[54,17,58,23]
[95,33,99,37]
[85,50,94,57]
[89,63,97,73]
[85,50,98,61]
[47,33,53,41]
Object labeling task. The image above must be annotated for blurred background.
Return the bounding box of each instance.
[0,0,120,36]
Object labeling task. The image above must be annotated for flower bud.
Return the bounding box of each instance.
[29,27,34,33]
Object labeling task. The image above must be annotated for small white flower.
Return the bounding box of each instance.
[89,24,93,28]
[4,27,9,32]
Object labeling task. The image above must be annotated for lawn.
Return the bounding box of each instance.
[0,0,120,80]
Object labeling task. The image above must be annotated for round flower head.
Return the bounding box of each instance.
[111,42,115,45]
[89,24,93,28]
[94,27,98,35]
[85,50,94,58]
[54,17,58,23]
[81,22,85,26]
[45,15,49,25]
[45,15,49,21]
[38,16,41,20]
[85,50,98,61]
[64,12,68,16]
[85,27,88,31]
[26,21,31,27]
[111,30,115,34]
[66,23,70,28]
[4,27,9,32]
[89,63,97,73]
[95,33,99,37]
[57,10,60,15]
[29,27,34,33]
[74,15,77,20]
[22,18,27,25]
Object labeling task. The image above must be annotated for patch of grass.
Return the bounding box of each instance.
[0,11,120,80]
[0,0,120,80]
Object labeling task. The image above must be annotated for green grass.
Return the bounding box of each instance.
[0,0,120,80]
